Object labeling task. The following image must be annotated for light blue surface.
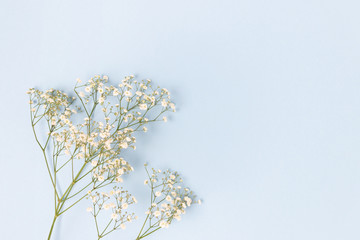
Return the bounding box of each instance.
[1,0,360,239]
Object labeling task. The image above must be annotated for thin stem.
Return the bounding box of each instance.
[47,215,57,240]
[136,214,150,239]
[59,194,87,215]
[138,227,161,239]
[100,219,113,236]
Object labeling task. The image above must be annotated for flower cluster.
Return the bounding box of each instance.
[27,88,76,122]
[27,75,200,240]
[92,157,133,183]
[27,75,174,194]
[135,165,201,239]
[87,186,138,239]
[145,166,200,226]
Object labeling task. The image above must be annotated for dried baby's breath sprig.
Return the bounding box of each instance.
[136,164,201,240]
[28,75,175,240]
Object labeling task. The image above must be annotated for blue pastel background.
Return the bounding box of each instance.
[1,0,360,239]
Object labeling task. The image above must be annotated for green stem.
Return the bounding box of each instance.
[136,214,150,239]
[47,215,57,240]
[138,227,161,239]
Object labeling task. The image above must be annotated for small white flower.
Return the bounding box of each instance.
[113,89,119,96]
[98,176,104,181]
[79,91,85,97]
[122,203,128,209]
[169,103,175,111]
[124,91,132,97]
[139,104,147,110]
[166,195,172,202]
[85,86,91,92]
[155,191,162,197]
[119,142,128,149]
[154,211,161,217]
[120,224,126,229]
[91,160,98,167]
[159,221,169,228]
[76,78,82,83]
[143,127,147,132]
[86,207,93,212]
[163,116,167,122]
[111,213,118,220]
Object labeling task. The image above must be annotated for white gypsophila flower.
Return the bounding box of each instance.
[163,116,167,122]
[91,160,98,167]
[155,191,162,197]
[122,203,128,209]
[86,207,93,212]
[169,103,176,111]
[159,221,169,228]
[166,195,172,202]
[143,127,147,132]
[139,104,147,110]
[119,142,128,149]
[117,169,124,175]
[79,92,85,97]
[76,78,82,83]
[98,176,105,181]
[124,91,132,97]
[120,224,126,229]
[113,89,119,96]
[154,211,161,217]
[111,213,118,220]
[85,86,91,92]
